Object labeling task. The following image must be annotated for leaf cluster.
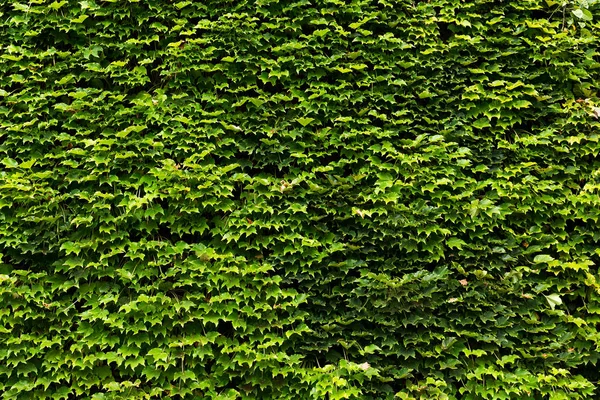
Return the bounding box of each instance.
[1,0,600,398]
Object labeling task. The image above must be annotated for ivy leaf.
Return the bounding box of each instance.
[2,157,19,168]
[71,15,89,24]
[447,238,466,250]
[572,8,593,21]
[544,293,562,310]
[60,242,81,256]
[49,1,67,10]
[472,118,491,129]
[297,117,315,127]
[418,90,433,99]
[511,99,532,109]
[534,254,555,264]
[362,344,381,354]
[249,98,265,107]
[124,357,145,369]
[174,1,191,9]
[220,121,243,131]
[147,348,169,363]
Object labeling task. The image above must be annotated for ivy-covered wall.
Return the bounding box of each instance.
[1,0,600,399]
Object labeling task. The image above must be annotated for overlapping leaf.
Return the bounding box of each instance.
[1,0,600,398]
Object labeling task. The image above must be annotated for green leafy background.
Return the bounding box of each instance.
[1,0,600,399]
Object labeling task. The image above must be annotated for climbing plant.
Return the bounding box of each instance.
[1,0,600,398]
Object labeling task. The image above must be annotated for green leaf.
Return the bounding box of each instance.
[49,1,67,9]
[472,118,491,129]
[511,99,532,109]
[573,8,593,21]
[534,254,555,264]
[544,293,562,310]
[446,238,466,250]
[174,1,191,9]
[362,344,381,354]
[147,348,169,363]
[57,75,74,85]
[418,90,433,99]
[219,121,243,131]
[124,357,145,369]
[2,157,19,168]
[60,242,81,256]
[297,117,315,127]
[249,98,265,107]
[497,354,520,367]
[71,15,89,24]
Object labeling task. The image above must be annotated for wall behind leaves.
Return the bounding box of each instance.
[1,0,600,399]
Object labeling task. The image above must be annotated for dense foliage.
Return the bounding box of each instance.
[1,0,600,398]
